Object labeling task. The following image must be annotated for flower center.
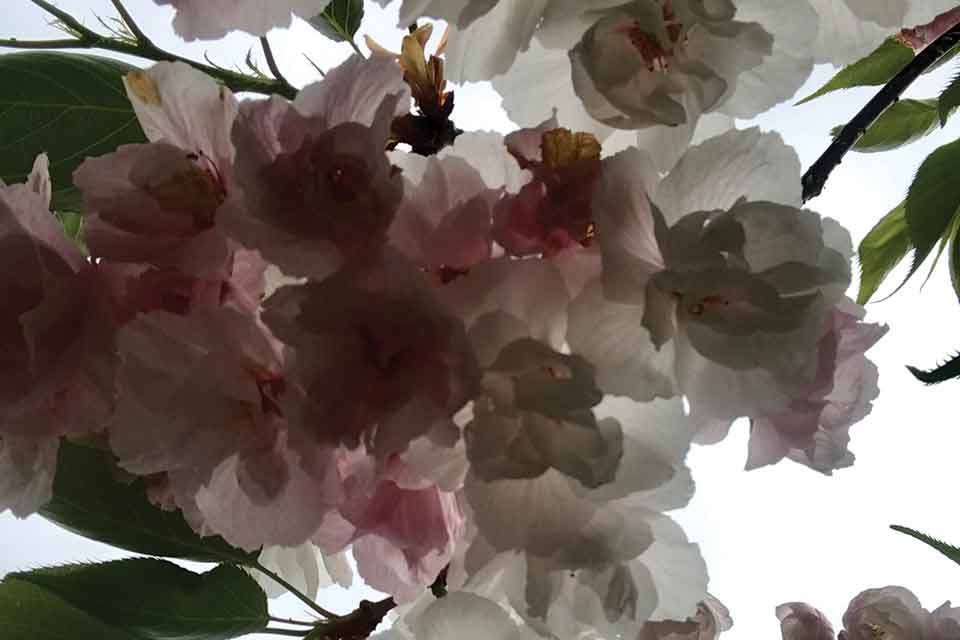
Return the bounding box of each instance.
[622,1,685,71]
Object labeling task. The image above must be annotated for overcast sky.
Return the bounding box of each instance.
[3,2,960,638]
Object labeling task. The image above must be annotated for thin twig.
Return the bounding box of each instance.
[14,0,297,98]
[260,629,310,638]
[268,616,318,627]
[802,22,960,203]
[348,38,364,57]
[108,0,153,46]
[260,35,293,89]
[253,561,340,620]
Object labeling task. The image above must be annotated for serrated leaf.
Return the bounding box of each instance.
[891,525,960,565]
[831,99,941,152]
[906,351,960,384]
[0,52,146,212]
[10,559,268,640]
[903,138,960,285]
[39,441,257,565]
[0,579,138,640]
[309,0,364,43]
[951,219,960,299]
[939,70,960,126]
[798,38,914,104]
[856,202,912,304]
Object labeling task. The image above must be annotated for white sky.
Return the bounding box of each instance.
[3,1,960,638]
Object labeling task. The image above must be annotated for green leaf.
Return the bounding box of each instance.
[39,441,257,565]
[10,559,268,640]
[906,351,960,384]
[53,211,87,253]
[856,202,912,304]
[0,52,146,212]
[0,579,138,640]
[831,99,941,152]
[950,217,960,299]
[903,138,960,283]
[939,70,960,126]
[798,38,914,105]
[308,0,364,43]
[891,525,960,565]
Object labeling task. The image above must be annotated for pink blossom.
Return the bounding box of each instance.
[0,156,117,442]
[222,56,409,281]
[841,586,927,640]
[108,306,293,505]
[262,251,479,459]
[346,474,465,601]
[493,119,602,257]
[75,143,233,279]
[746,299,887,474]
[776,602,835,640]
[388,153,497,277]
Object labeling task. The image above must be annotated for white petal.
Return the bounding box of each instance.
[413,592,536,640]
[566,279,676,401]
[124,62,238,169]
[654,127,802,222]
[639,515,708,621]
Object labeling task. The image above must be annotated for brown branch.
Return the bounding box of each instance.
[260,35,293,88]
[802,22,960,203]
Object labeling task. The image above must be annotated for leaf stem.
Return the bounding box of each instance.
[11,0,297,98]
[348,38,364,57]
[802,22,960,203]
[253,561,340,619]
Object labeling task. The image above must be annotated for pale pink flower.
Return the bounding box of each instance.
[388,152,497,276]
[777,602,835,640]
[262,251,479,459]
[0,155,117,442]
[841,586,927,640]
[346,473,465,602]
[108,306,293,506]
[493,118,603,257]
[75,143,233,279]
[746,300,887,474]
[221,56,409,281]
[155,0,332,40]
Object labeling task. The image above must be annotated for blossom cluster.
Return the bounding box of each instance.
[777,587,960,640]
[5,0,957,637]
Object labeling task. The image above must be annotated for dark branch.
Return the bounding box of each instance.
[260,36,294,91]
[802,22,960,203]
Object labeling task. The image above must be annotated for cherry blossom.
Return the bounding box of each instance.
[221,55,409,282]
[777,602,835,640]
[261,251,479,459]
[571,128,853,428]
[746,299,888,475]
[0,155,117,445]
[154,0,333,40]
